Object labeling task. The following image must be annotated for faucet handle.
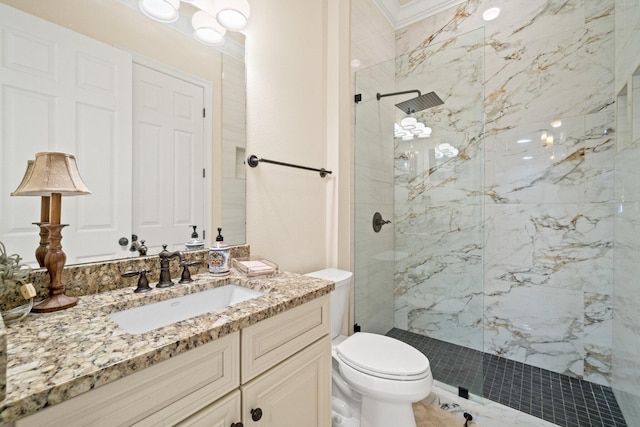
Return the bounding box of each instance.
[121,269,152,293]
[178,260,202,284]
[121,270,139,278]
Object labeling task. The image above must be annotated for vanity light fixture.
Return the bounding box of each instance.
[517,138,531,144]
[138,0,250,46]
[11,152,91,312]
[482,7,501,21]
[396,117,432,139]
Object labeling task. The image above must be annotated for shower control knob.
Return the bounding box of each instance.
[372,212,391,233]
[250,408,263,421]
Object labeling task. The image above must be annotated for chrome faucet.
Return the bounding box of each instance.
[157,244,183,288]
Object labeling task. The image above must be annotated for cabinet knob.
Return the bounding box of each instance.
[251,408,263,421]
[230,423,244,427]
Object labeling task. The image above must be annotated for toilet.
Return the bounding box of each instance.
[306,269,433,427]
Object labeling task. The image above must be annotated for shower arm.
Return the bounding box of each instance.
[376,90,422,100]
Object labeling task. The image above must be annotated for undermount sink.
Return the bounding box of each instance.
[108,285,264,334]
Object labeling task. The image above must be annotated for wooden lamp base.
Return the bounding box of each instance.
[31,219,78,313]
[31,293,78,313]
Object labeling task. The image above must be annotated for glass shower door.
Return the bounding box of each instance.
[353,58,397,335]
[354,28,486,397]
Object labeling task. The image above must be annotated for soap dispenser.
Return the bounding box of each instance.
[185,225,205,251]
[208,227,230,276]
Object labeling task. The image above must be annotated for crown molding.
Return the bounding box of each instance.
[372,0,467,29]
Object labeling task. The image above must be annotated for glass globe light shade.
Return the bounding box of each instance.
[192,11,226,46]
[214,0,251,31]
[417,127,432,138]
[139,0,180,23]
[411,122,425,135]
[482,7,501,21]
[401,117,417,130]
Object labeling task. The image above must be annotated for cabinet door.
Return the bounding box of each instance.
[176,390,241,427]
[241,336,331,427]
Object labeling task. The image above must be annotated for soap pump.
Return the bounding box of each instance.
[185,225,205,251]
[208,227,230,276]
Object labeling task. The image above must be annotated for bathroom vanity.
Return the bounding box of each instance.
[0,271,333,426]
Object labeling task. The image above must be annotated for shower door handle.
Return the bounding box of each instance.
[373,212,391,233]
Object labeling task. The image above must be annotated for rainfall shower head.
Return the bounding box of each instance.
[376,90,444,114]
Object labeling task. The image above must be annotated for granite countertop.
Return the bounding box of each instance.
[0,271,334,424]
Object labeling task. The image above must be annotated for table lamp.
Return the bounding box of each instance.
[11,152,91,312]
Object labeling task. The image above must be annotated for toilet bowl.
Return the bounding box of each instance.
[305,269,433,427]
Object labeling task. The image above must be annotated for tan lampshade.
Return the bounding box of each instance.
[11,152,91,196]
[11,159,35,195]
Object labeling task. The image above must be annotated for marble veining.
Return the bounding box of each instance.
[388,0,616,387]
[0,269,333,424]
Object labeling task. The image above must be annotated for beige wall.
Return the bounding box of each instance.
[244,0,351,274]
[0,0,225,234]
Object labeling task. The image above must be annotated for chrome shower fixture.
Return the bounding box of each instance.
[376,90,444,114]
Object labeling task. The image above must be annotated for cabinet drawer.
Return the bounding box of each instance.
[241,295,329,383]
[16,332,240,427]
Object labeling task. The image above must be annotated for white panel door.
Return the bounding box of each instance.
[0,3,132,265]
[132,64,205,254]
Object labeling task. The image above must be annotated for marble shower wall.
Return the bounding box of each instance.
[612,0,640,420]
[393,28,485,353]
[394,0,615,386]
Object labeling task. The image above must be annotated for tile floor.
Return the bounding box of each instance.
[388,328,628,427]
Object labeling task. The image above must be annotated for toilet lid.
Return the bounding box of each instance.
[335,333,430,380]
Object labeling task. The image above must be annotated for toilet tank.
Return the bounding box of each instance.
[305,268,353,339]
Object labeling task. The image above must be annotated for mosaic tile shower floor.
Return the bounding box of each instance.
[388,328,627,427]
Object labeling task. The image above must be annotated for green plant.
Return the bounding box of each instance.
[0,241,31,288]
[1,242,34,323]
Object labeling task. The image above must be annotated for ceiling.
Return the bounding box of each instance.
[372,0,467,29]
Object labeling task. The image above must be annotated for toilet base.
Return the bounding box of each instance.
[360,396,417,427]
[332,397,359,427]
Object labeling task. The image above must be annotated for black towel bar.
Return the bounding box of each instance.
[247,155,332,178]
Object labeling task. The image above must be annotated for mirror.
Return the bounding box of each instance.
[0,0,246,266]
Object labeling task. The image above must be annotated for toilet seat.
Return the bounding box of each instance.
[335,333,430,381]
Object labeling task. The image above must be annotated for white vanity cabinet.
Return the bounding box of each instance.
[12,295,331,427]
